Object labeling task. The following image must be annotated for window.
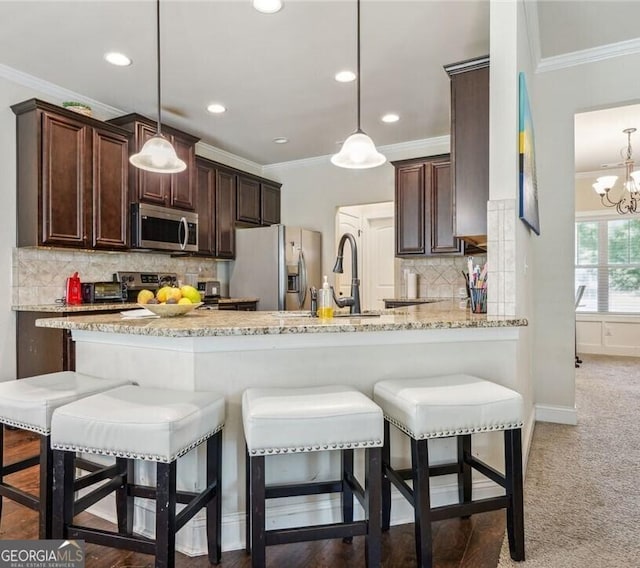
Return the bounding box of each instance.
[575,217,640,313]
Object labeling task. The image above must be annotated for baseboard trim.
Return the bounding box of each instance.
[535,403,577,425]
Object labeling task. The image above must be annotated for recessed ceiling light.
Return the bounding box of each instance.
[207,103,227,114]
[382,113,400,123]
[335,70,356,83]
[104,52,132,67]
[253,0,283,14]
[273,137,289,144]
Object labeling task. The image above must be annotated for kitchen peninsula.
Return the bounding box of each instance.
[36,302,528,554]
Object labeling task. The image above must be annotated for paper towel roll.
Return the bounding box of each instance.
[407,272,418,299]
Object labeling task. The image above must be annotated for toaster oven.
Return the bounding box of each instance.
[81,281,126,304]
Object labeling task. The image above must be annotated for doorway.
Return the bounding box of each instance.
[335,202,395,311]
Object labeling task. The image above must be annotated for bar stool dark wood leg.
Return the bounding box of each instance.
[342,449,354,543]
[364,447,382,568]
[412,439,432,568]
[505,428,525,561]
[457,434,472,518]
[381,421,391,531]
[38,435,53,539]
[207,433,223,564]
[0,426,4,525]
[155,461,177,568]
[249,455,266,568]
[245,445,251,555]
[115,458,134,535]
[52,450,75,540]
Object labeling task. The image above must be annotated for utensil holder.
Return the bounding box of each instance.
[470,287,487,314]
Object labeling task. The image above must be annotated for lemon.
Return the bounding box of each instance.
[180,285,201,304]
[137,289,155,304]
[156,286,174,303]
[168,287,182,302]
[178,297,192,305]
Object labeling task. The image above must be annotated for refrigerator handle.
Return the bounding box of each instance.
[298,250,307,308]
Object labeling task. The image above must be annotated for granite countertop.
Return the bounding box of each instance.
[13,298,259,313]
[35,300,528,338]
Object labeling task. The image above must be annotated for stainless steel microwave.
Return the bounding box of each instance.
[131,203,198,252]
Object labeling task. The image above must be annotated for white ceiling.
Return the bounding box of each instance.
[0,1,639,168]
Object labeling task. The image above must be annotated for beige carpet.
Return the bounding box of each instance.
[498,354,640,568]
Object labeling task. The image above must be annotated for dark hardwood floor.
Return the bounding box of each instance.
[1,428,505,567]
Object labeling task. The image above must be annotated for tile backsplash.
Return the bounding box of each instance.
[12,247,225,305]
[395,254,487,300]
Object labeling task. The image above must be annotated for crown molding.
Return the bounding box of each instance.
[195,142,263,176]
[537,37,640,74]
[0,63,124,118]
[263,135,451,173]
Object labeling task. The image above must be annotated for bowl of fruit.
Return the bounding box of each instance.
[137,285,203,317]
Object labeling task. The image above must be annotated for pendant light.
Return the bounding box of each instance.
[130,0,186,174]
[331,0,385,169]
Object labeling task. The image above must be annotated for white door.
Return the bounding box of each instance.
[335,203,394,312]
[364,215,395,310]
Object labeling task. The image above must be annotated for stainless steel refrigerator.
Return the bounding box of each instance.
[230,225,322,311]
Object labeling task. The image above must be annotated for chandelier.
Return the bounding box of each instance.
[592,127,640,214]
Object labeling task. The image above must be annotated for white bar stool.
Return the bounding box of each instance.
[0,371,130,538]
[374,374,525,568]
[242,385,383,568]
[51,385,225,568]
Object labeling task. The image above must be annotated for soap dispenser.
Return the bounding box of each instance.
[318,275,334,319]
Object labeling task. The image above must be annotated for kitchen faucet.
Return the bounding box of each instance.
[332,232,361,314]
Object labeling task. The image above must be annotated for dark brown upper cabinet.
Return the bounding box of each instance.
[445,56,489,248]
[12,99,129,250]
[261,183,281,226]
[393,154,462,257]
[215,168,236,259]
[236,175,261,224]
[196,156,236,259]
[236,176,282,226]
[108,114,199,211]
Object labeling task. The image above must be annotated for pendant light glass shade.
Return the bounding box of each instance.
[332,0,385,170]
[130,0,184,174]
[331,130,386,169]
[130,134,186,173]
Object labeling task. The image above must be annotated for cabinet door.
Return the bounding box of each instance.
[135,122,169,206]
[215,169,236,259]
[236,176,261,224]
[196,161,215,254]
[450,63,489,238]
[170,135,196,210]
[92,128,129,248]
[41,112,89,247]
[261,183,281,225]
[430,161,462,254]
[395,164,426,256]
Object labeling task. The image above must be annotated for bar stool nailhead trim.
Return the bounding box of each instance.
[374,374,526,568]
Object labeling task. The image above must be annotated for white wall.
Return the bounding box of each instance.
[0,77,44,380]
[488,0,537,428]
[532,46,640,412]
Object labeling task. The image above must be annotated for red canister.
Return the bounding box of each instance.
[66,272,83,305]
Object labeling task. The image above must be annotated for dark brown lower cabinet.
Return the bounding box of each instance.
[16,310,122,378]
